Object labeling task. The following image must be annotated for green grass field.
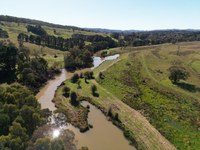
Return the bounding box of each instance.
[98,42,200,150]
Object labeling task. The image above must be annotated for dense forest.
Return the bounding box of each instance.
[0,83,49,149]
[0,41,60,92]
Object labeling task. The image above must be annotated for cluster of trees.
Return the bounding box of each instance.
[72,34,117,52]
[62,85,79,107]
[70,71,94,84]
[18,56,49,92]
[18,29,117,52]
[64,48,93,70]
[0,83,48,150]
[0,41,60,91]
[27,25,47,36]
[0,28,9,38]
[18,32,85,51]
[111,30,200,47]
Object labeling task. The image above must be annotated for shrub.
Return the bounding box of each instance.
[71,73,79,83]
[62,86,70,97]
[70,91,79,106]
[91,84,98,97]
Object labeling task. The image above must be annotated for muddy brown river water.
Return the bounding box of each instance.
[36,55,136,150]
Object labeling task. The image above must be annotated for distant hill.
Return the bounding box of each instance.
[84,27,142,33]
[85,28,200,33]
[1,15,200,53]
[0,15,82,30]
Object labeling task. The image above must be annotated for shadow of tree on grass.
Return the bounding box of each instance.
[175,82,200,93]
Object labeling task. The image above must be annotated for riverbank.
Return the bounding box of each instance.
[53,54,175,150]
[53,76,136,150]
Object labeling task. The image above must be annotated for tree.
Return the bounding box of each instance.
[0,28,9,38]
[84,71,94,80]
[91,84,98,97]
[80,72,84,78]
[107,107,113,118]
[77,80,81,89]
[168,66,189,83]
[71,73,79,83]
[51,139,65,150]
[0,114,10,135]
[70,91,79,106]
[34,137,51,150]
[9,122,29,143]
[62,86,70,97]
[20,105,37,135]
[100,51,108,57]
[99,72,104,79]
[0,42,18,79]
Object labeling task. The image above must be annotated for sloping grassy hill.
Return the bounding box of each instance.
[98,42,200,150]
[0,19,107,66]
[53,53,178,149]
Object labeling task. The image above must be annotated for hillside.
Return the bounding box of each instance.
[97,42,200,149]
[1,15,200,150]
[0,17,110,63]
[1,15,200,58]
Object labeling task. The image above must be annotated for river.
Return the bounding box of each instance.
[36,54,135,150]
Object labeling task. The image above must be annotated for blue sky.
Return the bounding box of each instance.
[1,0,200,30]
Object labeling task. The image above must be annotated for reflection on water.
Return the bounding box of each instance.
[52,129,60,138]
[92,54,120,69]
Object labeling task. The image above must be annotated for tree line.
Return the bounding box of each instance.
[18,26,200,53]
[18,32,85,51]
[72,34,117,52]
[111,30,200,47]
[17,25,117,52]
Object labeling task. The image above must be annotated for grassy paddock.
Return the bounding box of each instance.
[98,42,200,150]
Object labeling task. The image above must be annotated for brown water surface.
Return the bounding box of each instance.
[71,101,135,150]
[36,69,67,111]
